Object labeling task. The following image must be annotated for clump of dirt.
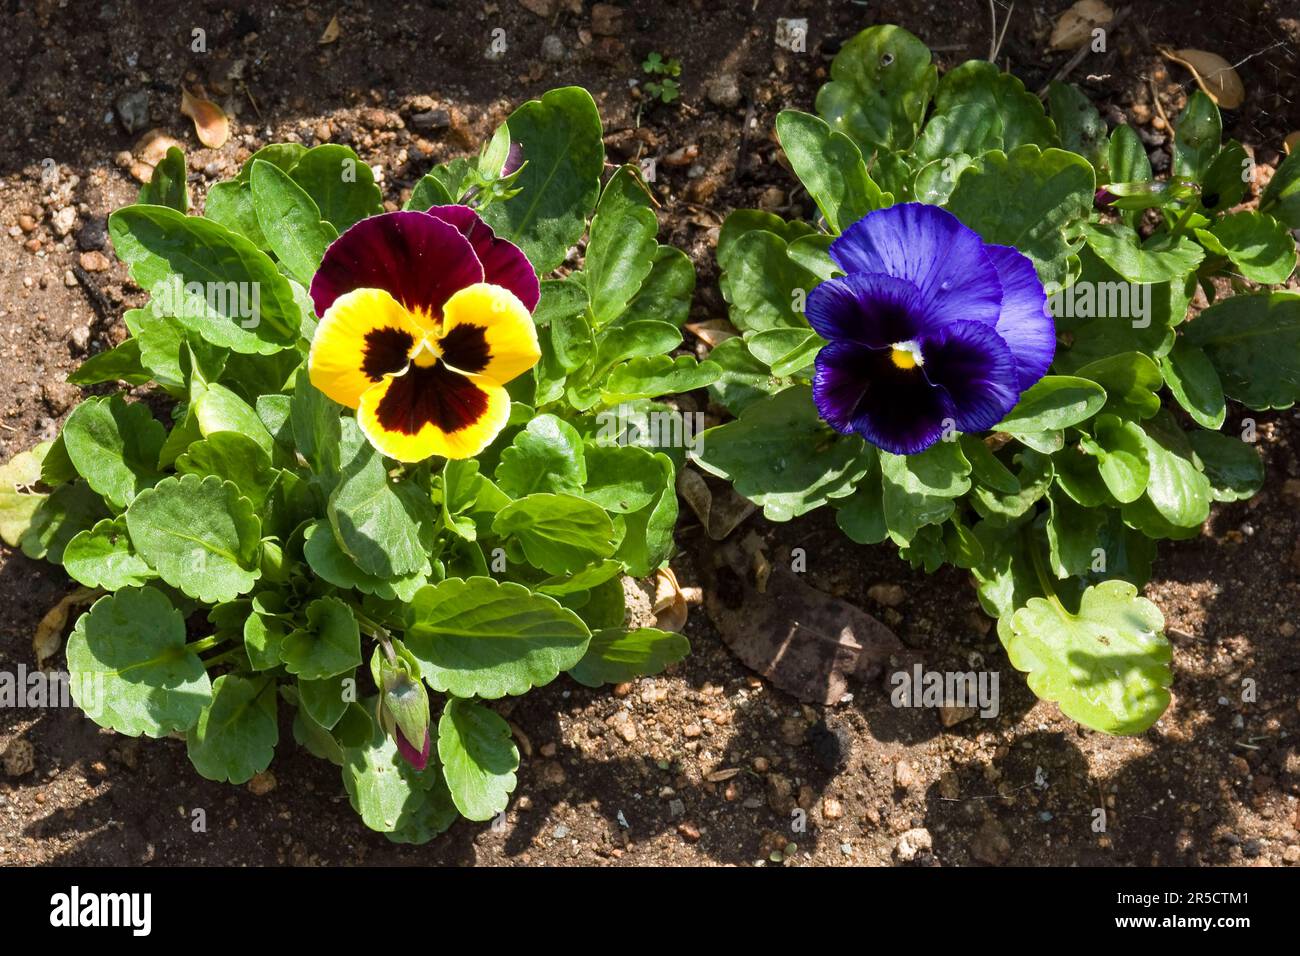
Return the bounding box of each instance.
[1,0,1298,866]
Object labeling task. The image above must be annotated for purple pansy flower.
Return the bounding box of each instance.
[808,203,1055,456]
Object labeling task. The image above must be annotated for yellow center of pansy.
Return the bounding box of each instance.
[889,340,924,370]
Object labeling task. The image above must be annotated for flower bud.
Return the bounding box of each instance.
[372,645,431,771]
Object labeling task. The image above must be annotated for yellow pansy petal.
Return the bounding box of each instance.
[308,287,426,409]
[437,282,540,385]
[356,362,510,462]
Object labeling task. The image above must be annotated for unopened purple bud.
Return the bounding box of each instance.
[396,726,431,771]
[1094,187,1116,209]
[502,142,524,177]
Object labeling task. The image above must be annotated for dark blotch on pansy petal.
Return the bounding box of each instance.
[439,322,490,374]
[361,326,414,382]
[310,211,484,319]
[814,341,954,455]
[921,319,1018,433]
[375,361,489,437]
[806,273,931,348]
[425,205,540,311]
[396,727,431,771]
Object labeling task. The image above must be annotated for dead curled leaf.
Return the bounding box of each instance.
[701,537,913,706]
[652,567,688,632]
[677,467,756,541]
[1285,131,1300,155]
[1049,0,1114,52]
[319,13,341,45]
[1160,48,1245,109]
[180,87,230,149]
[684,319,739,348]
[34,587,102,669]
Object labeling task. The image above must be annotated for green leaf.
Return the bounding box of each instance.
[1107,124,1153,184]
[1172,90,1221,181]
[717,210,815,274]
[437,698,519,822]
[494,414,586,497]
[1048,81,1108,173]
[67,339,151,386]
[20,480,108,562]
[1005,581,1171,735]
[492,493,617,575]
[580,444,661,513]
[281,596,362,680]
[288,144,383,233]
[879,441,971,544]
[62,394,165,510]
[693,386,870,521]
[611,450,677,576]
[815,24,937,155]
[1080,222,1204,283]
[186,674,278,784]
[138,146,190,212]
[328,421,429,578]
[1208,211,1297,284]
[1138,412,1212,528]
[601,355,720,403]
[250,159,338,285]
[66,586,211,737]
[568,627,690,688]
[126,474,262,604]
[244,594,288,671]
[1088,414,1150,503]
[1160,340,1225,429]
[620,245,696,328]
[1073,351,1163,420]
[1260,149,1300,228]
[960,434,1020,494]
[63,517,155,589]
[946,145,1095,287]
[405,172,454,210]
[302,519,427,602]
[1045,484,1109,578]
[915,60,1057,161]
[585,165,658,325]
[481,87,604,273]
[775,110,883,231]
[719,229,820,333]
[970,448,1053,522]
[1182,291,1300,409]
[706,336,785,414]
[0,443,49,547]
[404,576,591,699]
[997,375,1107,433]
[109,205,301,353]
[1188,430,1263,502]
[175,432,279,507]
[343,714,457,842]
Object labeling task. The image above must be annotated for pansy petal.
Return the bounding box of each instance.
[921,319,1019,433]
[424,205,540,311]
[805,273,932,347]
[438,282,540,384]
[310,211,484,320]
[829,203,1003,327]
[308,287,424,408]
[357,361,511,462]
[813,340,953,456]
[985,244,1056,391]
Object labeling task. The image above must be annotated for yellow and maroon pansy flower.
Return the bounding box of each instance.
[307,207,541,462]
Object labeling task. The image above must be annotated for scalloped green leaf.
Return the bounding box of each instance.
[997,375,1107,433]
[250,158,338,285]
[879,441,971,544]
[62,394,165,510]
[343,713,457,842]
[1005,581,1171,735]
[66,586,212,738]
[288,144,384,233]
[1188,430,1263,502]
[404,576,591,699]
[437,697,519,822]
[186,673,278,784]
[585,165,658,325]
[125,474,262,604]
[281,596,362,681]
[776,110,883,232]
[1160,340,1225,429]
[494,414,586,497]
[1208,210,1297,285]
[0,442,50,547]
[1182,292,1300,410]
[63,517,155,589]
[302,519,427,603]
[492,493,617,574]
[915,60,1057,162]
[568,627,690,688]
[600,355,720,404]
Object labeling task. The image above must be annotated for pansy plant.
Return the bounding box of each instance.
[2,88,698,842]
[696,26,1298,736]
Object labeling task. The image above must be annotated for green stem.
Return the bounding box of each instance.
[186,634,228,655]
[201,647,245,669]
[1025,530,1066,613]
[1168,198,1202,240]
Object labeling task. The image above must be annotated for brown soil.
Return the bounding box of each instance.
[2,0,1299,867]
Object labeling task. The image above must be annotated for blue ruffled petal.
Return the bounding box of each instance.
[829,203,1003,328]
[984,244,1056,392]
[920,319,1019,432]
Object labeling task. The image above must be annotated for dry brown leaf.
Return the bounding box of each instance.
[652,567,688,632]
[676,467,756,540]
[1161,48,1245,109]
[181,87,230,148]
[319,13,341,45]
[34,587,102,668]
[1049,0,1114,51]
[684,319,739,348]
[1286,132,1300,155]
[705,768,741,783]
[135,129,184,167]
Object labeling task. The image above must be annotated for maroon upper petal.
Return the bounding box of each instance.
[424,205,540,311]
[310,211,484,318]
